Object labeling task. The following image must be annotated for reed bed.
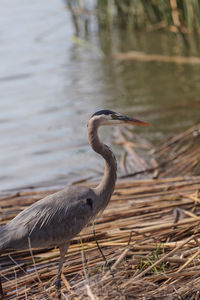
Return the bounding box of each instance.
[1,175,200,299]
[1,124,200,299]
[117,122,200,179]
[98,0,200,33]
[67,0,200,33]
[155,123,200,178]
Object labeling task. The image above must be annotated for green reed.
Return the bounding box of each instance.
[96,0,200,32]
[66,0,200,33]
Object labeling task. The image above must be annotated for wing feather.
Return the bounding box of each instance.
[0,186,96,250]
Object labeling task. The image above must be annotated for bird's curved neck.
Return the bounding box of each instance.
[88,119,117,210]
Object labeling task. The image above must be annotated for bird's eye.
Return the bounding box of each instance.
[111,114,117,119]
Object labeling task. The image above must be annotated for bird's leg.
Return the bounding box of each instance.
[55,242,70,291]
[0,275,4,300]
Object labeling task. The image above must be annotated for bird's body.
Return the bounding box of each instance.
[0,109,150,298]
[0,186,96,251]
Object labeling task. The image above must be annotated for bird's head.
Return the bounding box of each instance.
[89,109,151,127]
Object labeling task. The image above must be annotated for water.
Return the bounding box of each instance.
[0,0,200,192]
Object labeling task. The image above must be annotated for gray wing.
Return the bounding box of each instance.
[0,186,96,250]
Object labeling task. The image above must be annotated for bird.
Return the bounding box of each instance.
[0,109,150,298]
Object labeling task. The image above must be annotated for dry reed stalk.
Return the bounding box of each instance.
[117,123,200,181]
[1,174,200,299]
[122,234,195,288]
[114,51,200,64]
[154,123,200,175]
[1,123,200,298]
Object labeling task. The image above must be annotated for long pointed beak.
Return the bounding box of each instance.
[115,114,151,126]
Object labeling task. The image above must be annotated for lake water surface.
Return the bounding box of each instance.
[1,0,200,191]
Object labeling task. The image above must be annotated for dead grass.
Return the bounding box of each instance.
[114,51,200,65]
[1,123,200,299]
[1,176,200,299]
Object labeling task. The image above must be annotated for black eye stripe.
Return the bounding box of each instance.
[91,110,116,118]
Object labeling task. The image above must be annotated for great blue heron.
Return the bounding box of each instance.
[0,110,150,298]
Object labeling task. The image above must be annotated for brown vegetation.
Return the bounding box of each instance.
[0,123,200,299]
[114,51,200,65]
